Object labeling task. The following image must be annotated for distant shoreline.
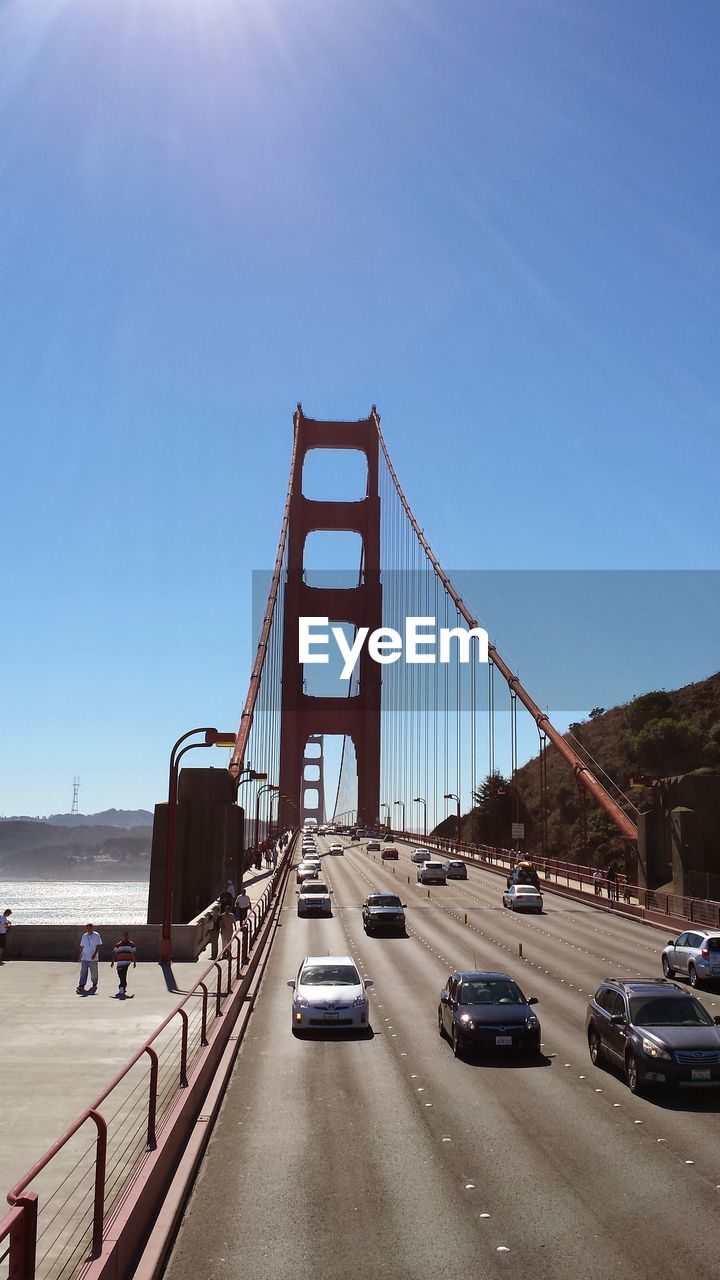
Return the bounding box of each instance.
[0,871,150,884]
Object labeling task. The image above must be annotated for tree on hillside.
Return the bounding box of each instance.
[632,718,705,775]
[625,691,673,733]
[588,707,606,719]
[470,772,529,847]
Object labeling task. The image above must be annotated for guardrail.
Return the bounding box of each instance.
[0,844,294,1280]
[388,831,720,929]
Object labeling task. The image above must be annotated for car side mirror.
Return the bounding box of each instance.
[610,1014,626,1026]
[402,903,407,908]
[440,991,449,1004]
[714,1016,720,1026]
[527,997,538,1006]
[287,980,296,989]
[667,939,676,946]
[364,978,374,988]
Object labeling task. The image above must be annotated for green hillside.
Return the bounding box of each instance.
[451,671,720,865]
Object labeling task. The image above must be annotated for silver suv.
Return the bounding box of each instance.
[662,931,720,987]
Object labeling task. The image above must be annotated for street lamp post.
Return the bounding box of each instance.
[394,799,405,835]
[161,727,237,965]
[444,792,461,848]
[413,796,427,838]
[381,802,391,831]
[254,783,279,854]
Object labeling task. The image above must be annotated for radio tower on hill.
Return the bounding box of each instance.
[71,777,80,816]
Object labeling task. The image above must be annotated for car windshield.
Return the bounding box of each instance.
[300,965,360,986]
[448,863,463,869]
[301,883,328,894]
[461,979,524,1005]
[425,863,443,870]
[369,895,402,908]
[629,996,714,1027]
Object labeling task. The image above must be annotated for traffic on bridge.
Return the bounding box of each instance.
[163,830,720,1280]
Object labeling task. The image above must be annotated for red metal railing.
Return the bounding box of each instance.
[1,858,289,1280]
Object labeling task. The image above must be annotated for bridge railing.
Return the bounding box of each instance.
[0,851,291,1280]
[390,831,720,930]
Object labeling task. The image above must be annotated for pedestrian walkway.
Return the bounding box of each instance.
[0,870,274,1197]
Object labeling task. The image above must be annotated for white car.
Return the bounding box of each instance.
[328,842,344,855]
[411,848,432,864]
[417,861,447,885]
[503,884,543,913]
[296,861,320,883]
[297,880,332,917]
[288,955,373,1032]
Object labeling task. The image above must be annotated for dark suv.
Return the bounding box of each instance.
[586,978,720,1094]
[362,893,407,936]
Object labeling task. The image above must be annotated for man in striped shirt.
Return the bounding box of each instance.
[111,931,137,998]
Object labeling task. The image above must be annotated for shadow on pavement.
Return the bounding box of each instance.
[292,1027,375,1042]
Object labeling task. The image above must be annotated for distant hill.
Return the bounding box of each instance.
[450,671,720,866]
[45,809,153,828]
[0,819,152,881]
[0,809,153,828]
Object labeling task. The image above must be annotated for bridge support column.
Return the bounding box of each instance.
[279,408,382,830]
[147,769,244,924]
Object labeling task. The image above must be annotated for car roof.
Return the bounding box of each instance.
[302,955,355,966]
[452,970,519,982]
[299,880,328,889]
[601,978,685,993]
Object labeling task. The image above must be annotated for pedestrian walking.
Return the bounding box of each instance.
[110,931,137,998]
[0,909,12,963]
[225,879,236,902]
[271,847,278,870]
[606,865,617,901]
[593,868,603,897]
[265,847,272,870]
[219,905,235,949]
[77,923,103,994]
[209,905,220,958]
[234,889,251,924]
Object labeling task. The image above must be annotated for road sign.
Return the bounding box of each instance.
[511,823,525,840]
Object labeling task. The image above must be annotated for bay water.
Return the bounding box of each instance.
[0,879,150,925]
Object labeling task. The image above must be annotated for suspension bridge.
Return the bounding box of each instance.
[4,408,719,1280]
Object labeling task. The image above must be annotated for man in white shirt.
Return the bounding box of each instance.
[0,908,12,963]
[77,922,103,994]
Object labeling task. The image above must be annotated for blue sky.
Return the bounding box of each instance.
[1,0,719,817]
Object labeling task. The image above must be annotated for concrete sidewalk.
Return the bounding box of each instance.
[0,868,276,1198]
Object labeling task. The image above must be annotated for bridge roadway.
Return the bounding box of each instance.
[164,836,720,1280]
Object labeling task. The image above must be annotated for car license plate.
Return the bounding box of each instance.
[324,1012,339,1023]
[495,1035,512,1046]
[692,1069,711,1081]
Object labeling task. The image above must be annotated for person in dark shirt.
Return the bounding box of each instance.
[111,931,137,997]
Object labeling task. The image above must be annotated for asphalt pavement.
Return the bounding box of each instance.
[164,836,720,1280]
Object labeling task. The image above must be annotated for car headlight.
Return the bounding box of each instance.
[352,993,368,1007]
[294,995,309,1008]
[641,1036,671,1060]
[459,1014,474,1027]
[526,1016,539,1029]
